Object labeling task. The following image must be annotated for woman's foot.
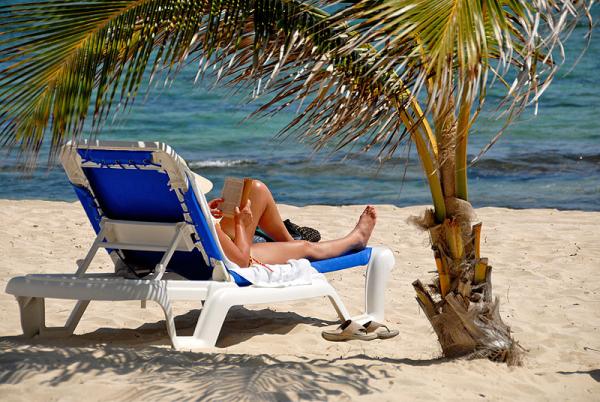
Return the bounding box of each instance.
[351,205,377,248]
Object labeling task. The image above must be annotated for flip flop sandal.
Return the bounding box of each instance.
[321,320,378,342]
[298,226,321,242]
[363,321,399,340]
[284,219,322,242]
[283,219,303,240]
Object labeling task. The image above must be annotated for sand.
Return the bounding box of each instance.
[0,199,598,401]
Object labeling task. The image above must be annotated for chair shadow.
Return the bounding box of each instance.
[64,306,341,348]
[216,306,341,348]
[0,338,393,401]
[557,369,600,383]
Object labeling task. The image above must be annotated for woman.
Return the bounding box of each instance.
[207,180,377,268]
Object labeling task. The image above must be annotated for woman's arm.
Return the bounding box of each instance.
[214,201,253,267]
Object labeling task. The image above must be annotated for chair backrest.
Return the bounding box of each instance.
[61,140,230,280]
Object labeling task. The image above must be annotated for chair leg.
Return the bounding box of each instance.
[155,299,180,347]
[16,297,89,338]
[363,246,395,322]
[188,288,233,348]
[60,300,90,335]
[325,286,351,322]
[17,296,45,337]
[154,290,231,350]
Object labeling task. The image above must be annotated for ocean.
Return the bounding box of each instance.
[1,7,599,211]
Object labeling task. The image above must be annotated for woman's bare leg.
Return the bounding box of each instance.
[249,206,377,264]
[220,180,294,241]
[252,180,295,241]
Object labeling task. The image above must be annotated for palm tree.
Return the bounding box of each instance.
[0,0,593,363]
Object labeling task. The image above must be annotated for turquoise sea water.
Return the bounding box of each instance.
[1,8,599,210]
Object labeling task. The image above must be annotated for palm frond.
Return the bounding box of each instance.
[0,0,428,169]
[329,0,593,144]
[1,0,214,165]
[1,0,591,215]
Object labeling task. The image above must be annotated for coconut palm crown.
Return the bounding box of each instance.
[0,0,594,362]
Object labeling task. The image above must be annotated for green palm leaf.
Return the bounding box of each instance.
[326,0,592,202]
[1,0,208,165]
[0,0,422,167]
[329,0,593,141]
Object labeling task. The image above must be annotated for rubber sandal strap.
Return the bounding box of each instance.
[322,320,377,341]
[363,320,398,338]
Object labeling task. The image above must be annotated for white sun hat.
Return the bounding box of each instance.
[191,172,213,194]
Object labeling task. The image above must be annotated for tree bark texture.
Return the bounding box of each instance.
[413,218,521,364]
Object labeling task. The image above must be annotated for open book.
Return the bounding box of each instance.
[220,177,254,218]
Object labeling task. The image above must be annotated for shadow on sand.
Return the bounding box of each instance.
[557,369,600,383]
[0,339,390,401]
[0,307,445,400]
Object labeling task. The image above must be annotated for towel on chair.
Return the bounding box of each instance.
[228,258,325,287]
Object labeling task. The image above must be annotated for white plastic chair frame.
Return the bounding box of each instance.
[9,245,394,349]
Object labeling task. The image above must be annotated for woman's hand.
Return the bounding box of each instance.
[208,197,224,219]
[234,200,253,228]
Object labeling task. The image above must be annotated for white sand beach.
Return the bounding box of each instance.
[0,200,598,401]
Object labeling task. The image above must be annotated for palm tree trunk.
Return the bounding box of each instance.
[413,218,521,363]
[413,93,520,364]
[436,108,457,200]
[431,82,459,205]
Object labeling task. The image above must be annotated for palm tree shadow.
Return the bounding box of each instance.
[0,338,389,401]
[0,306,448,400]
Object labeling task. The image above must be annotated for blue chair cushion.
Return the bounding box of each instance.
[311,248,372,273]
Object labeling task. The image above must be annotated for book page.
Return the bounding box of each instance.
[220,177,244,218]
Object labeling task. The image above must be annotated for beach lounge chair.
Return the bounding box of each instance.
[5,140,395,349]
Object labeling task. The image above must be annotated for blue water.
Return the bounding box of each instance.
[1,7,599,210]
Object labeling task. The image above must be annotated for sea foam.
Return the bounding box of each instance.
[188,159,254,168]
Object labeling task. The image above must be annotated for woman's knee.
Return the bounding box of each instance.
[252,180,272,197]
[245,180,268,209]
[252,179,264,190]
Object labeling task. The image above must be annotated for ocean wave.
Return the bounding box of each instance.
[188,159,256,168]
[470,152,600,175]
